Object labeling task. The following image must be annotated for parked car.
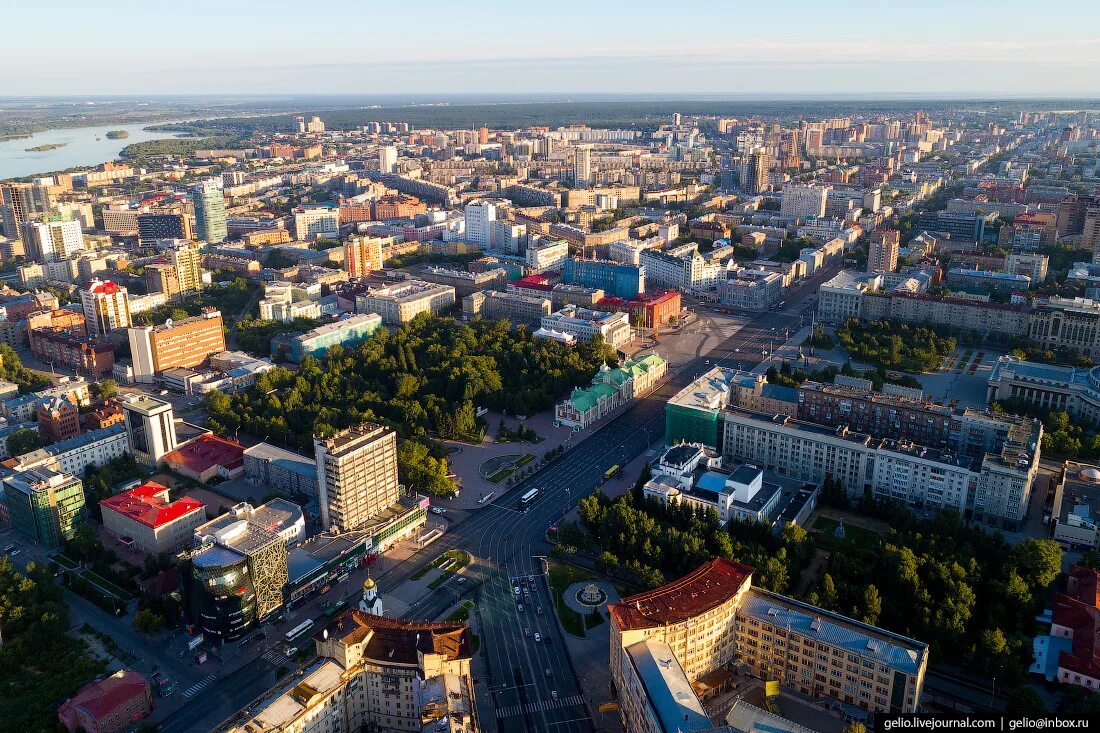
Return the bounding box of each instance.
[533,632,542,643]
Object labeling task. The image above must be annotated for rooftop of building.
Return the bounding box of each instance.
[667,366,735,414]
[243,441,316,477]
[192,518,280,565]
[625,639,713,733]
[295,313,381,341]
[543,305,625,326]
[58,669,149,723]
[315,610,470,665]
[742,587,927,676]
[195,498,303,540]
[315,421,392,456]
[1055,461,1100,529]
[99,481,204,529]
[235,659,344,732]
[610,557,754,631]
[163,433,245,475]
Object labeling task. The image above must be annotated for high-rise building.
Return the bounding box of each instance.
[378,144,398,174]
[306,116,325,133]
[192,179,228,243]
[742,149,770,194]
[868,229,901,273]
[137,212,193,244]
[343,236,385,277]
[295,116,306,133]
[23,219,83,262]
[168,240,204,293]
[463,200,497,248]
[0,181,48,244]
[78,279,131,335]
[127,310,226,382]
[292,207,340,240]
[780,184,829,219]
[2,466,87,547]
[313,423,400,532]
[478,126,489,145]
[574,146,592,188]
[120,394,178,465]
[144,263,180,299]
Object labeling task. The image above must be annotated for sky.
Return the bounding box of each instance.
[3,0,1100,98]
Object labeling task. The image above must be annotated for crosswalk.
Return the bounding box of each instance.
[496,694,585,719]
[181,674,218,698]
[261,648,288,665]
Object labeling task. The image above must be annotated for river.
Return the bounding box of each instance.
[0,121,191,180]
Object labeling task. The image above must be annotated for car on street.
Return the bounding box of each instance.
[533,632,541,642]
[513,586,520,596]
[551,690,559,700]
[457,576,465,583]
[536,606,543,615]
[517,603,524,612]
[545,668,552,677]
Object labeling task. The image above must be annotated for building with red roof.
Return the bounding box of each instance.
[610,557,928,730]
[163,433,246,483]
[1049,565,1100,690]
[57,668,152,733]
[100,481,206,555]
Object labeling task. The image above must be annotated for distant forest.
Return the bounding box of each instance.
[155,97,1098,135]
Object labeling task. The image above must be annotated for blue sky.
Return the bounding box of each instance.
[4,0,1099,97]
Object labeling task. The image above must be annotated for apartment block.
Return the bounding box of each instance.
[355,280,456,325]
[128,310,225,382]
[313,423,400,533]
[461,289,552,325]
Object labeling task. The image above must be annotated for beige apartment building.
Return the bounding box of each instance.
[461,289,552,325]
[355,280,456,325]
[223,611,478,733]
[128,310,226,383]
[609,558,928,733]
[313,423,400,533]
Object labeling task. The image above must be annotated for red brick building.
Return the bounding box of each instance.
[629,290,682,329]
[57,669,152,733]
[84,403,126,431]
[30,329,115,377]
[37,397,82,442]
[373,194,427,220]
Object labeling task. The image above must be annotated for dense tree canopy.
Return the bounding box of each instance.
[0,557,105,733]
[204,314,614,495]
[836,318,956,372]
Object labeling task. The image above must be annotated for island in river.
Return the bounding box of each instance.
[105,130,129,139]
[25,142,67,152]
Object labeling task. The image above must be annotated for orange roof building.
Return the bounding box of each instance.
[163,434,245,483]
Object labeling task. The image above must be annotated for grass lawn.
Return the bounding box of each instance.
[515,454,536,468]
[470,633,481,654]
[51,554,79,570]
[447,600,474,622]
[427,550,472,590]
[83,571,135,601]
[413,549,471,582]
[487,467,514,483]
[585,608,606,630]
[548,563,596,638]
[812,517,878,548]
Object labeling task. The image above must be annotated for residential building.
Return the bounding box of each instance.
[464,199,497,248]
[742,149,770,194]
[293,207,340,240]
[128,310,226,382]
[343,236,384,277]
[271,313,382,363]
[39,424,128,476]
[609,558,927,730]
[99,481,206,555]
[525,239,569,273]
[780,184,829,219]
[419,265,508,298]
[555,355,666,430]
[355,280,456,325]
[313,422,401,533]
[868,230,900,274]
[540,305,632,349]
[1,181,47,246]
[462,289,552,325]
[946,268,1031,293]
[120,394,177,465]
[2,466,86,546]
[23,219,82,262]
[168,240,204,294]
[180,509,289,639]
[574,145,592,188]
[36,397,81,442]
[378,144,398,174]
[1005,252,1049,282]
[718,268,784,311]
[562,258,645,299]
[30,329,114,377]
[57,669,152,733]
[243,442,319,499]
[193,178,228,243]
[221,611,479,733]
[144,263,180,299]
[79,279,131,335]
[915,210,996,242]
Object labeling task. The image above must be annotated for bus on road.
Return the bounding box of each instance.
[604,465,621,482]
[520,488,540,507]
[284,619,315,645]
